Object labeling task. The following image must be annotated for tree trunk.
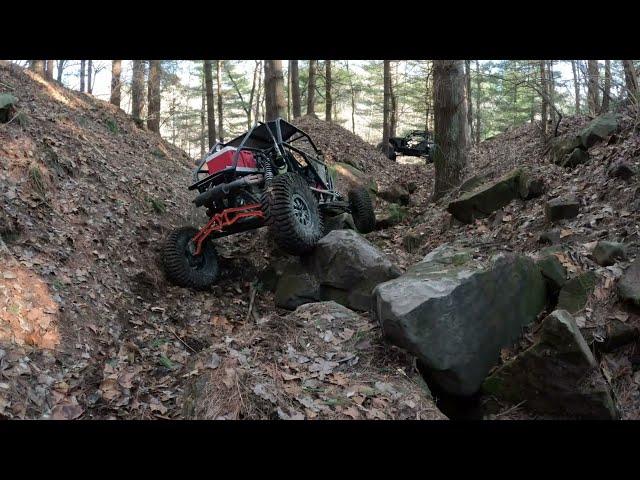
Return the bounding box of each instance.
[307,60,317,116]
[110,60,122,108]
[147,60,161,133]
[255,61,263,122]
[31,60,45,76]
[87,60,93,94]
[346,61,356,134]
[474,60,481,144]
[287,61,292,120]
[216,60,224,142]
[264,60,286,121]
[465,60,473,142]
[548,61,556,127]
[382,60,392,156]
[204,60,217,148]
[602,60,611,113]
[622,60,638,99]
[45,61,54,80]
[131,60,146,128]
[56,60,66,82]
[432,60,468,201]
[571,60,580,114]
[587,60,600,115]
[247,60,259,128]
[325,60,332,123]
[200,72,206,158]
[539,60,548,135]
[80,60,86,92]
[291,60,301,118]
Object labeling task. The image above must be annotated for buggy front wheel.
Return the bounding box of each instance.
[163,226,219,289]
[262,173,323,255]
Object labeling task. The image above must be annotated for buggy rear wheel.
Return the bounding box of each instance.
[349,187,376,234]
[262,172,323,255]
[163,226,219,289]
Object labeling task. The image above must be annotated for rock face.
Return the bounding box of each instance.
[579,113,618,149]
[372,244,547,396]
[617,260,640,305]
[557,271,597,313]
[447,168,527,224]
[592,241,626,266]
[545,196,580,222]
[482,310,618,419]
[309,230,401,311]
[274,230,401,311]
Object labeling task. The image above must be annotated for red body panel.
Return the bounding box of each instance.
[206,147,257,174]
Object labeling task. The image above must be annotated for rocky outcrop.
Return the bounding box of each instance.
[274,230,401,311]
[372,244,547,396]
[447,168,529,224]
[482,310,618,419]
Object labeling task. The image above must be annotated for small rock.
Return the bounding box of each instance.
[535,250,567,290]
[557,271,597,313]
[561,148,589,168]
[617,260,640,305]
[592,241,626,267]
[607,160,635,181]
[378,184,410,206]
[275,268,320,310]
[600,319,639,353]
[539,229,562,245]
[545,196,580,222]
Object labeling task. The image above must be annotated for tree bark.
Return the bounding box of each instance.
[307,60,317,116]
[131,60,146,128]
[201,72,206,158]
[45,61,54,80]
[548,61,556,127]
[56,60,66,83]
[346,61,356,134]
[31,60,45,76]
[587,60,600,115]
[474,60,481,144]
[255,61,263,122]
[432,60,468,201]
[622,60,638,99]
[216,60,224,142]
[539,60,548,135]
[80,60,86,92]
[465,60,473,142]
[264,60,286,121]
[87,60,93,94]
[602,60,611,113]
[147,60,161,133]
[291,60,301,118]
[390,62,398,138]
[325,60,332,123]
[110,60,122,108]
[571,60,580,114]
[382,60,392,156]
[204,60,217,148]
[247,60,259,128]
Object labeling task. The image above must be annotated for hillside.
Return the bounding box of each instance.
[2,60,640,420]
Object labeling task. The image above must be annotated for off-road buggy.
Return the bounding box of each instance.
[385,130,434,162]
[163,118,376,289]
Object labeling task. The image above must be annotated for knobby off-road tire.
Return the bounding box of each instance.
[349,186,376,233]
[262,172,323,256]
[163,226,219,289]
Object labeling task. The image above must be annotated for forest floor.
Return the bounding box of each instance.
[1,61,639,419]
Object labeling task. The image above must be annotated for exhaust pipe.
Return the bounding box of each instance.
[193,174,264,207]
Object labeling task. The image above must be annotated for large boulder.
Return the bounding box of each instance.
[550,135,583,165]
[308,230,401,311]
[447,168,526,224]
[579,113,618,149]
[329,162,378,195]
[482,310,618,419]
[0,93,17,123]
[372,244,547,396]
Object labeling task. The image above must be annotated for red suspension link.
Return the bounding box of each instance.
[191,203,265,255]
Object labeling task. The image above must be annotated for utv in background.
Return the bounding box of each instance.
[384,130,434,162]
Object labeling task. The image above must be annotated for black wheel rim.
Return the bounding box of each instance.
[185,241,206,270]
[291,193,312,227]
